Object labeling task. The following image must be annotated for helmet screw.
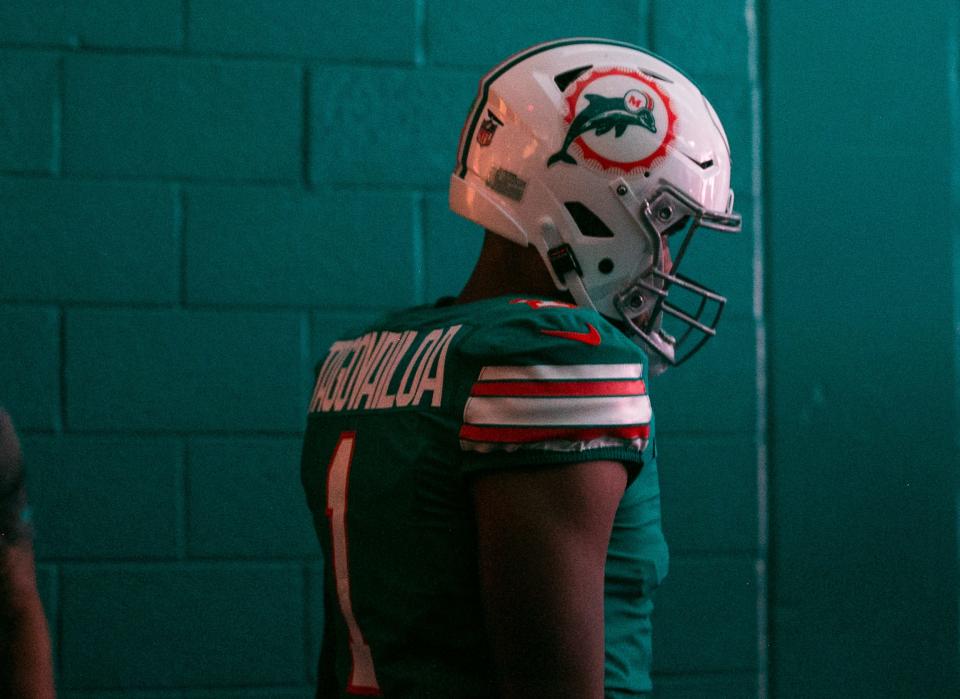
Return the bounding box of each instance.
[616,184,628,196]
[658,206,673,221]
[628,292,645,309]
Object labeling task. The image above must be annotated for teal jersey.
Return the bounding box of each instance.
[301,296,669,698]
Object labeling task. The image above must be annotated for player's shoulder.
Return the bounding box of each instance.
[458,295,647,367]
[456,297,653,467]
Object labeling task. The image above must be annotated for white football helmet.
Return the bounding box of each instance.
[449,38,741,372]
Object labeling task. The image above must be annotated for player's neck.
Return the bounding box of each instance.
[456,232,568,305]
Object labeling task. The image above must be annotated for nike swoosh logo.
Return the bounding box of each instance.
[540,323,602,346]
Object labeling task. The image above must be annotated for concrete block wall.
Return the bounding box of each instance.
[0,2,764,696]
[765,2,959,695]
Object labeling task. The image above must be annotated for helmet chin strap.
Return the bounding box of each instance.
[562,271,594,313]
[540,219,595,311]
[638,325,676,376]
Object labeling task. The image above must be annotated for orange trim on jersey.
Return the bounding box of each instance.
[459,423,650,444]
[509,298,577,309]
[470,379,646,397]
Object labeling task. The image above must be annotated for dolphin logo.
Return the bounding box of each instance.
[547,90,657,167]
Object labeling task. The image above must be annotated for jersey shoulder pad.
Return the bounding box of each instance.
[459,296,646,366]
[458,297,652,460]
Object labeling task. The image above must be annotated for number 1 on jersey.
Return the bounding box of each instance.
[326,432,382,696]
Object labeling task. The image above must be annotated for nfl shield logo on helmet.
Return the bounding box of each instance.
[476,110,504,147]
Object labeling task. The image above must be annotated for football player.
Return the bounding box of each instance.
[302,38,740,698]
[0,410,56,698]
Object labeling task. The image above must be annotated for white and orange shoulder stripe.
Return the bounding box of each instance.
[460,363,651,454]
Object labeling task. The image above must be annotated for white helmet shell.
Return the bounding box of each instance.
[449,38,741,370]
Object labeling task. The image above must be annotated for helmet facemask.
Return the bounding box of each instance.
[605,182,741,373]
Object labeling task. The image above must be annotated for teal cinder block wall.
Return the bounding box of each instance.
[0,2,955,697]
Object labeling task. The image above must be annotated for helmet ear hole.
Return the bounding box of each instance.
[598,258,615,274]
[564,202,615,238]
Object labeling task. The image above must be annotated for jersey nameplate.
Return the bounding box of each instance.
[309,325,462,413]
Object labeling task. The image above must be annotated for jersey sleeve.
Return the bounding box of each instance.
[457,299,654,478]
